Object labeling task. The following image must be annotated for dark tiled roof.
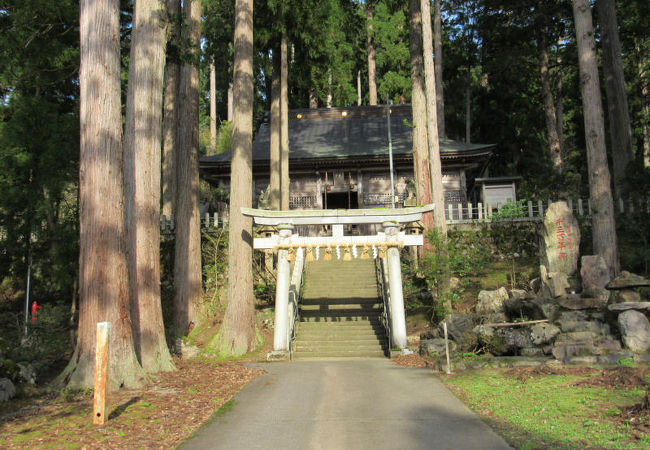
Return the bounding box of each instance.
[201,104,494,164]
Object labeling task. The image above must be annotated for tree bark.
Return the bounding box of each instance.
[209,60,217,153]
[572,0,619,276]
[217,0,256,356]
[597,0,634,194]
[269,46,281,210]
[367,1,377,106]
[174,0,203,336]
[123,0,175,373]
[421,0,447,235]
[433,0,445,138]
[357,70,362,106]
[58,0,145,390]
[537,30,563,172]
[640,42,650,167]
[408,0,433,232]
[162,0,181,219]
[228,82,234,122]
[280,32,290,211]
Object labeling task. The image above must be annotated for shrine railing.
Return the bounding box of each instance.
[376,257,391,352]
[287,248,305,357]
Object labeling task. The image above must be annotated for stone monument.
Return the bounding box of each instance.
[540,201,580,276]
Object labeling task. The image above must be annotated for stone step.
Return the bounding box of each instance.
[292,349,387,359]
[295,338,385,347]
[301,303,381,311]
[303,290,379,298]
[301,297,380,306]
[297,320,383,327]
[300,312,381,321]
[296,334,386,342]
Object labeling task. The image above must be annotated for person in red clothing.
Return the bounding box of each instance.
[31,301,42,323]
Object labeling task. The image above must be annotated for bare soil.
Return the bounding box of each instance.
[0,359,264,449]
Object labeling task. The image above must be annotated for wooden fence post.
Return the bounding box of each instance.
[478,202,483,220]
[458,203,463,221]
[527,201,533,218]
[448,204,453,222]
[578,199,584,217]
[538,200,544,219]
[467,202,472,220]
[93,321,110,425]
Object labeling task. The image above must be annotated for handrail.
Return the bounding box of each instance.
[287,248,305,358]
[376,257,391,353]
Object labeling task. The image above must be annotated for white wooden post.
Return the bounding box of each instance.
[538,200,544,219]
[487,203,493,218]
[273,224,293,353]
[478,202,483,220]
[467,202,472,220]
[578,199,584,217]
[527,201,533,218]
[458,203,463,221]
[383,222,407,349]
[213,212,219,228]
[448,204,453,222]
[169,214,175,231]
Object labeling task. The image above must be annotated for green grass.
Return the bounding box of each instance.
[443,369,649,449]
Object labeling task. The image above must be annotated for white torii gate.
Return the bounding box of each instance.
[242,204,434,358]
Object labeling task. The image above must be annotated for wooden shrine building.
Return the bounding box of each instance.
[200,104,494,211]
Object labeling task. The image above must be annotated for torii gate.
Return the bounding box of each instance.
[242,204,434,358]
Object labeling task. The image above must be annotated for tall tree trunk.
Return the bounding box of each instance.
[327,70,332,108]
[433,0,445,138]
[280,32,290,210]
[217,0,256,355]
[228,82,234,121]
[209,60,217,153]
[572,0,619,276]
[465,84,471,143]
[123,0,175,373]
[537,30,563,172]
[58,0,145,390]
[357,70,362,106]
[597,0,634,194]
[367,1,377,106]
[269,46,281,210]
[174,0,203,336]
[162,0,181,219]
[557,42,565,153]
[421,0,447,235]
[640,44,650,167]
[409,0,433,231]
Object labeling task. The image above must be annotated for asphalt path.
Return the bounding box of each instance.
[181,359,511,450]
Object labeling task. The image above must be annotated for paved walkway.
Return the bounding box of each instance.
[181,360,511,450]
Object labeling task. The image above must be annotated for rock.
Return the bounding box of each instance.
[616,290,642,303]
[617,310,650,353]
[580,255,610,303]
[484,328,533,356]
[540,201,580,276]
[556,320,610,335]
[0,378,16,402]
[448,277,461,291]
[407,334,420,346]
[175,338,201,359]
[480,313,508,324]
[509,289,528,301]
[473,325,495,346]
[544,272,570,298]
[420,329,441,340]
[530,323,561,345]
[419,338,457,357]
[551,331,622,362]
[529,277,542,294]
[453,332,479,353]
[520,347,545,357]
[608,302,650,312]
[476,287,509,315]
[504,297,559,322]
[267,350,289,361]
[17,363,36,384]
[558,294,608,310]
[440,313,476,341]
[607,271,650,290]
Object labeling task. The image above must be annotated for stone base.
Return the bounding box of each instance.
[267,350,290,361]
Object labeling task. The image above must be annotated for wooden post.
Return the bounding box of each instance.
[467,202,473,220]
[213,212,219,228]
[578,198,584,217]
[93,321,111,425]
[443,321,451,375]
[457,203,463,221]
[527,201,533,218]
[619,197,624,213]
[538,200,544,218]
[447,203,453,222]
[478,202,483,220]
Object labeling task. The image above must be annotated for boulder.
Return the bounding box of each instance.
[520,347,545,357]
[530,323,561,345]
[504,297,559,322]
[0,378,16,402]
[440,313,476,341]
[544,272,571,298]
[420,329,441,340]
[476,288,509,315]
[509,289,528,301]
[480,313,508,324]
[174,338,201,359]
[617,310,650,353]
[556,320,610,335]
[580,255,610,303]
[483,328,533,356]
[607,271,650,290]
[616,290,642,303]
[558,294,608,311]
[17,363,36,384]
[608,302,650,312]
[540,201,580,276]
[419,338,457,357]
[448,277,461,291]
[551,332,621,362]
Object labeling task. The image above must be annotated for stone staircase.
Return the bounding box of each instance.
[292,258,388,360]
